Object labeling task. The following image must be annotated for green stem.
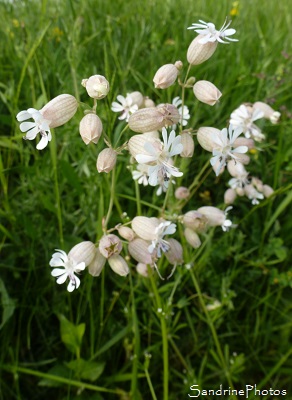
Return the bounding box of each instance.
[149,274,169,400]
[114,124,129,147]
[134,178,142,216]
[103,168,116,232]
[190,269,236,395]
[50,130,64,246]
[129,273,140,399]
[1,365,119,394]
[144,359,158,400]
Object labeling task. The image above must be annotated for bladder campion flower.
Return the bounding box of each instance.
[135,128,183,186]
[49,241,95,292]
[111,94,139,122]
[230,104,265,141]
[209,125,248,176]
[16,94,78,150]
[172,97,190,126]
[188,19,238,44]
[16,108,51,150]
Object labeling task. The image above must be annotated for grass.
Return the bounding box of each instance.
[0,0,292,399]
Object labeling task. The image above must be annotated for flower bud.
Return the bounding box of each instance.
[183,211,206,232]
[263,184,274,198]
[175,186,190,199]
[132,216,159,240]
[88,248,106,277]
[180,132,195,157]
[128,134,158,157]
[227,160,247,177]
[68,241,96,267]
[79,113,103,145]
[236,187,245,196]
[244,184,264,203]
[82,75,110,99]
[184,228,201,249]
[233,137,255,150]
[153,62,181,89]
[108,255,129,276]
[99,234,122,258]
[235,153,250,165]
[136,263,151,277]
[224,188,237,204]
[143,97,156,108]
[41,94,78,128]
[128,238,153,264]
[251,177,264,192]
[197,206,232,231]
[253,101,281,124]
[187,34,218,65]
[193,80,222,106]
[197,127,221,152]
[118,226,135,241]
[156,103,180,126]
[164,238,184,265]
[129,91,144,108]
[128,107,165,133]
[143,131,160,139]
[96,148,117,173]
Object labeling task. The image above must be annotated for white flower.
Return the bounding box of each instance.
[172,97,190,127]
[210,125,248,176]
[187,18,238,44]
[136,128,183,186]
[221,206,234,232]
[229,175,249,189]
[132,164,149,186]
[16,108,51,150]
[49,249,86,292]
[244,184,264,205]
[148,221,176,257]
[111,94,138,122]
[230,104,265,141]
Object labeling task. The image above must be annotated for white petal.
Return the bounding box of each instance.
[49,258,66,267]
[136,154,157,164]
[36,134,49,150]
[25,126,40,140]
[56,274,68,285]
[51,268,67,277]
[111,102,124,112]
[20,121,37,133]
[16,110,31,122]
[233,146,248,154]
[75,261,86,272]
[67,280,76,292]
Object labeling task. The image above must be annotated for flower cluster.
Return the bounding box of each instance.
[16,17,281,292]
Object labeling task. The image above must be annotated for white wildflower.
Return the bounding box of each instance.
[132,164,149,186]
[148,221,177,258]
[49,249,86,292]
[210,125,248,176]
[111,94,139,122]
[16,108,51,150]
[136,128,183,186]
[172,97,190,127]
[230,104,265,141]
[187,18,238,44]
[244,184,264,205]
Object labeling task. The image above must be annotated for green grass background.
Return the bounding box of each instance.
[0,0,292,399]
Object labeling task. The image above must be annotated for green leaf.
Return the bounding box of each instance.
[0,278,16,330]
[38,364,71,387]
[66,359,105,382]
[58,314,85,354]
